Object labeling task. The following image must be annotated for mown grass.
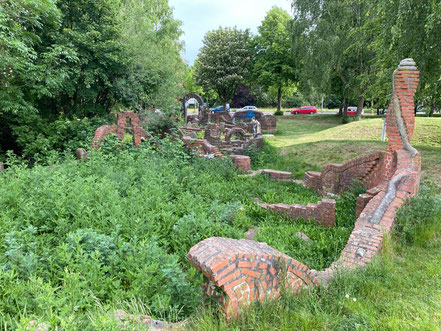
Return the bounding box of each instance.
[268,115,441,184]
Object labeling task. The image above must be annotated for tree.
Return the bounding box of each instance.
[292,0,376,120]
[194,27,251,111]
[254,7,297,113]
[0,0,73,114]
[369,0,441,116]
[118,0,186,113]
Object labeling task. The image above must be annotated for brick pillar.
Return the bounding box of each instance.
[386,59,419,152]
[230,155,251,171]
[384,58,419,179]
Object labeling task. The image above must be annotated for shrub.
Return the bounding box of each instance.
[393,185,441,245]
[0,136,362,324]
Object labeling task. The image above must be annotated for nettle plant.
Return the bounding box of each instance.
[0,137,362,326]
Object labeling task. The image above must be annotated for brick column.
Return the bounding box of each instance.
[387,59,419,151]
[384,59,419,178]
[231,155,251,171]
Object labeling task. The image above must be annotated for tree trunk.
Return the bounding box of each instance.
[338,102,343,116]
[277,86,282,112]
[343,99,348,121]
[355,95,364,120]
[429,105,435,117]
[223,101,227,112]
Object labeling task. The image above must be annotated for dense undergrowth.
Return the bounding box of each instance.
[0,137,361,328]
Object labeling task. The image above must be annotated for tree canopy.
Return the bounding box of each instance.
[254,7,297,113]
[194,27,251,111]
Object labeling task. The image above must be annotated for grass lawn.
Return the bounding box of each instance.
[266,115,441,185]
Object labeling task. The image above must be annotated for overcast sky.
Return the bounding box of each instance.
[169,0,293,65]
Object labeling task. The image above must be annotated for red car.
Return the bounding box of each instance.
[291,106,317,115]
[347,106,364,116]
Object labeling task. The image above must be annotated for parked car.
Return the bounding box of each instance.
[210,104,230,113]
[291,106,317,115]
[237,106,259,112]
[347,106,364,116]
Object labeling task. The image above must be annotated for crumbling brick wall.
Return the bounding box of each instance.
[256,198,336,227]
[304,152,384,195]
[187,238,317,319]
[187,59,422,318]
[91,111,149,149]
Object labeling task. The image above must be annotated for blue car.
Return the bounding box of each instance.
[210,104,230,113]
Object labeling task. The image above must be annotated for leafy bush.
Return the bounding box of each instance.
[0,138,362,325]
[394,185,441,245]
[11,113,109,161]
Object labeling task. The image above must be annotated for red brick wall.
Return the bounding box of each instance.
[186,59,422,317]
[256,198,336,227]
[318,149,421,281]
[304,152,384,195]
[91,111,149,149]
[91,125,117,149]
[181,136,223,158]
[187,237,317,319]
[230,155,251,171]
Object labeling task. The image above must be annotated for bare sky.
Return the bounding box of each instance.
[169,0,292,65]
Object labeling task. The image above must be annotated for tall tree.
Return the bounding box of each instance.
[118,0,185,113]
[254,7,297,113]
[194,27,251,111]
[369,0,441,116]
[0,0,72,114]
[292,0,376,120]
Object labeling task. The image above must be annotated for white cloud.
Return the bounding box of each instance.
[169,0,292,64]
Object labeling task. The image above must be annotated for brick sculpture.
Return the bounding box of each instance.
[187,237,317,318]
[91,111,149,149]
[187,59,422,317]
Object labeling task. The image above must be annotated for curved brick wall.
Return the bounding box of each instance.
[187,237,317,318]
[305,152,385,195]
[256,198,336,227]
[187,59,422,317]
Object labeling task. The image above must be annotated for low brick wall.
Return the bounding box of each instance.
[231,155,251,171]
[181,136,224,158]
[187,237,317,319]
[256,199,336,227]
[317,149,421,281]
[304,152,384,195]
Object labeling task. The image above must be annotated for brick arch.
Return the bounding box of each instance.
[187,237,317,318]
[181,93,205,118]
[225,127,247,143]
[91,111,149,149]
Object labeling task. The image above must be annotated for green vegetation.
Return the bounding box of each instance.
[186,184,441,330]
[266,115,441,184]
[0,0,185,158]
[195,27,251,111]
[253,7,297,113]
[0,134,361,328]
